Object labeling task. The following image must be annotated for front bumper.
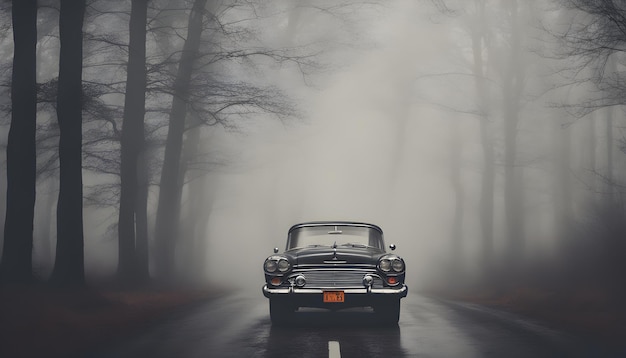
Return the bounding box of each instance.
[263,285,408,296]
[262,284,407,309]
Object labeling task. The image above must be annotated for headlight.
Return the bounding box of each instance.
[379,255,405,273]
[277,259,290,272]
[392,259,405,272]
[264,259,277,273]
[264,256,291,274]
[379,258,391,272]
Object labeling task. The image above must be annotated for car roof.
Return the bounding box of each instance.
[288,221,383,234]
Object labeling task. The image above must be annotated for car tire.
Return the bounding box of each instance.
[269,299,294,325]
[374,299,400,325]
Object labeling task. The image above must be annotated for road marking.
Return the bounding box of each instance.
[328,341,341,358]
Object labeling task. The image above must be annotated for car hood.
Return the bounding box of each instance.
[290,246,383,265]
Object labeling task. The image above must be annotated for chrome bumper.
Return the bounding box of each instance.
[262,284,408,297]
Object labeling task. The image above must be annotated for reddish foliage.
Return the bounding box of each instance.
[0,285,220,358]
[443,286,626,349]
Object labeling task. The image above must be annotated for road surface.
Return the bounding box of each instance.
[90,290,621,357]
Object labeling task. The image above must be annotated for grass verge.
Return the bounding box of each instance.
[0,283,226,358]
[438,286,626,350]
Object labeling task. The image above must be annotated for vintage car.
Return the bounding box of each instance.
[262,221,408,324]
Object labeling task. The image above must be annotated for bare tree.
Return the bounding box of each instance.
[118,0,149,284]
[1,0,38,284]
[500,0,528,271]
[425,0,496,277]
[469,0,496,275]
[553,1,626,192]
[553,0,626,294]
[50,0,87,287]
[152,0,305,279]
[153,0,208,279]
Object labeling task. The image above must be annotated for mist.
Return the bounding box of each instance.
[2,0,626,305]
[180,0,464,291]
[5,1,626,356]
[192,0,604,293]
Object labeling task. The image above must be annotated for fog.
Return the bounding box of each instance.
[198,0,549,290]
[190,1,462,290]
[2,0,626,298]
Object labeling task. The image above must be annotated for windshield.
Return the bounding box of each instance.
[287,225,383,250]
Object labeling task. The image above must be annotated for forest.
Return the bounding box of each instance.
[1,0,625,335]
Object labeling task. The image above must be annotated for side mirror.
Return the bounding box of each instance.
[273,247,279,253]
[389,244,396,251]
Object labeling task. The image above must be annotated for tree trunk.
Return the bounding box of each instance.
[552,115,572,241]
[135,149,150,281]
[470,0,495,276]
[190,175,212,279]
[0,165,6,259]
[34,178,57,277]
[50,0,86,287]
[154,0,207,279]
[177,123,211,279]
[605,105,614,197]
[502,0,526,271]
[177,125,197,278]
[449,118,465,276]
[586,111,597,190]
[118,0,149,284]
[1,0,38,284]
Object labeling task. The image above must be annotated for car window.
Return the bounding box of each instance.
[288,226,383,250]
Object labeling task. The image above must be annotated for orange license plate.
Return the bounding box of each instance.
[323,291,344,303]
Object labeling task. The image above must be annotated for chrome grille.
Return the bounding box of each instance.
[291,268,384,289]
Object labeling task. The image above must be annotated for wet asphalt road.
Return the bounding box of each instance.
[91,290,622,358]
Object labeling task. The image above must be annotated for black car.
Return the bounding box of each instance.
[262,221,408,324]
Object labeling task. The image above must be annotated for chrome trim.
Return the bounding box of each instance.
[295,264,376,269]
[264,255,293,275]
[286,221,386,251]
[363,274,374,287]
[262,284,408,297]
[377,254,405,274]
[288,269,385,289]
[295,275,306,287]
[288,221,383,235]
